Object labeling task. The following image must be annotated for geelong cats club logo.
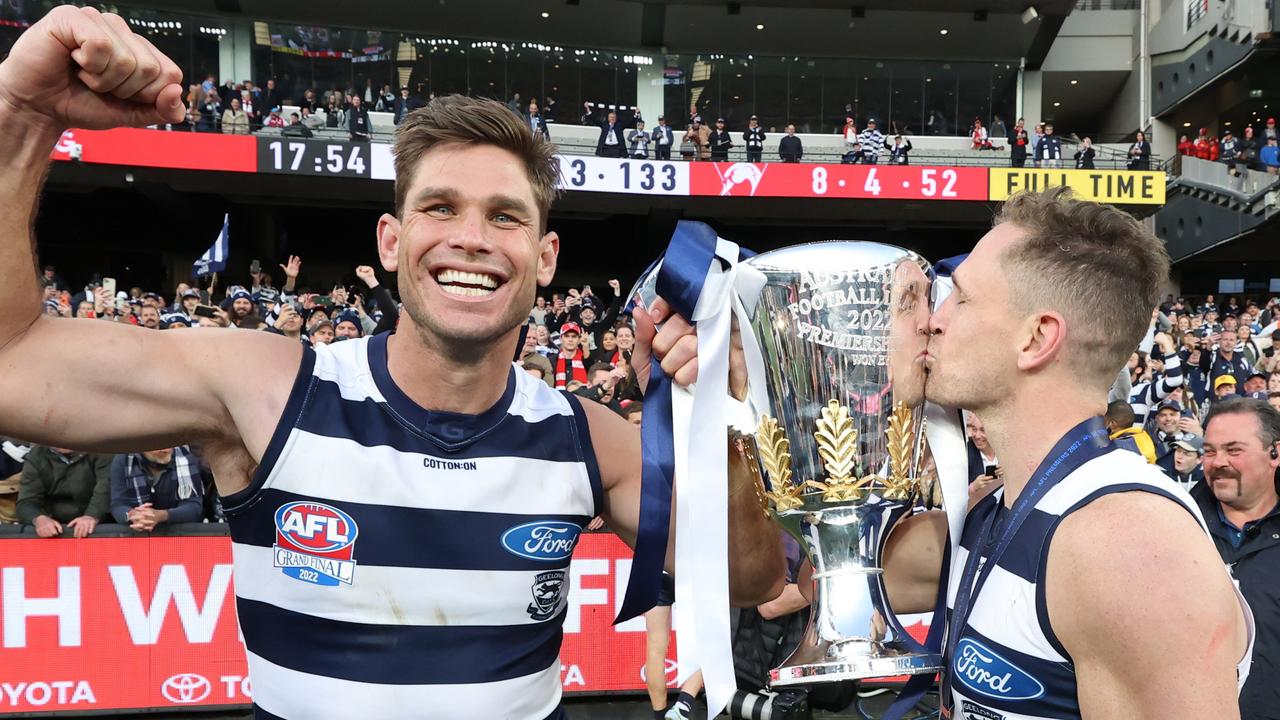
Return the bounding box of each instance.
[527,570,567,621]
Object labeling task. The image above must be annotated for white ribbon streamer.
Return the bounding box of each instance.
[670,237,768,718]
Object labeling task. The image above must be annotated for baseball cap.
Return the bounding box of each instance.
[1155,399,1183,414]
[1214,375,1238,390]
[181,289,200,300]
[1248,371,1268,383]
[693,116,702,123]
[867,117,877,124]
[716,117,726,123]
[143,292,162,302]
[560,322,582,336]
[1268,117,1276,124]
[1173,436,1204,455]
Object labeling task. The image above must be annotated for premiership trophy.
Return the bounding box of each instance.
[739,241,943,686]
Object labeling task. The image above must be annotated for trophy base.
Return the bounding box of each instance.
[769,652,943,687]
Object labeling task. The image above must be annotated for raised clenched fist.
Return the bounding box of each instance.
[0,6,185,132]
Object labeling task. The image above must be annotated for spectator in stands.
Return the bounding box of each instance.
[1031,122,1045,165]
[507,92,523,116]
[227,289,263,329]
[1010,118,1030,168]
[1220,129,1243,175]
[393,87,412,125]
[576,362,627,412]
[0,441,26,525]
[743,116,765,163]
[376,84,396,113]
[709,118,733,161]
[299,89,318,113]
[239,90,259,129]
[1074,137,1096,169]
[1200,332,1252,392]
[17,446,111,538]
[886,135,912,165]
[348,95,372,142]
[1196,398,1280,719]
[990,114,1008,142]
[137,305,161,329]
[553,322,588,389]
[841,141,868,165]
[1201,375,1241,423]
[628,120,651,159]
[271,303,305,342]
[197,91,221,132]
[653,116,674,160]
[109,447,205,530]
[1178,134,1195,157]
[926,109,948,136]
[527,101,551,141]
[309,319,336,346]
[970,118,992,150]
[283,112,313,138]
[1150,398,1202,473]
[1105,400,1156,463]
[262,79,281,116]
[221,97,248,135]
[1194,127,1219,160]
[842,117,858,151]
[590,107,628,158]
[1237,126,1260,172]
[1165,434,1205,491]
[1125,130,1151,170]
[964,411,1003,503]
[324,93,343,128]
[683,117,710,161]
[1263,136,1280,176]
[857,118,884,164]
[779,124,803,162]
[1035,123,1063,168]
[264,106,285,128]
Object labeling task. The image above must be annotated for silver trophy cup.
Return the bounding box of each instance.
[738,241,944,686]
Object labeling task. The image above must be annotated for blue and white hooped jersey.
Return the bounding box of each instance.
[221,333,602,720]
[946,447,1253,720]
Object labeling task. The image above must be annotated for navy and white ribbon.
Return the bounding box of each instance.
[616,220,768,718]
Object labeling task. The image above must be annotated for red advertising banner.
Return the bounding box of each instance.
[689,162,989,201]
[0,533,665,715]
[50,128,257,173]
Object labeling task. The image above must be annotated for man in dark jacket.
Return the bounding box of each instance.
[778,124,803,163]
[1197,397,1280,720]
[587,105,628,158]
[742,116,765,163]
[109,447,207,531]
[17,446,111,537]
[709,117,733,161]
[393,87,412,125]
[652,115,675,160]
[347,95,372,142]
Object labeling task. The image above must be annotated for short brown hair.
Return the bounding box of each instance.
[995,186,1170,390]
[392,95,561,229]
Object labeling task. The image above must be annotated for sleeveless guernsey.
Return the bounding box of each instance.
[221,334,602,719]
[947,446,1254,719]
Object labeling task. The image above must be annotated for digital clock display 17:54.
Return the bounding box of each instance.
[257,138,371,178]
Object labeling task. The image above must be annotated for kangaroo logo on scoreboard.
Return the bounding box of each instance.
[527,570,568,621]
[273,501,359,586]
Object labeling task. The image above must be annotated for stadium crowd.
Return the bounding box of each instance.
[1177,118,1280,175]
[157,75,1174,171]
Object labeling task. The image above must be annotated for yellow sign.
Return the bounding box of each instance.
[988,169,1166,205]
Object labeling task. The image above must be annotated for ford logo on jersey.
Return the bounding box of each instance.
[273,502,359,586]
[953,638,1045,701]
[501,521,582,561]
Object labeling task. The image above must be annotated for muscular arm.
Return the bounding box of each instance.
[1048,492,1246,718]
[583,397,784,606]
[0,8,301,496]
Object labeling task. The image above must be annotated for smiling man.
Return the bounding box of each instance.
[0,8,781,720]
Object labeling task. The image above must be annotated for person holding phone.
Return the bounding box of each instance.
[964,410,1003,508]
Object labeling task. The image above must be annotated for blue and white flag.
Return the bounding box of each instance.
[192,214,229,278]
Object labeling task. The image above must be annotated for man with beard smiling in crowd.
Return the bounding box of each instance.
[225,288,262,329]
[0,12,781,716]
[1197,397,1280,720]
[137,304,161,330]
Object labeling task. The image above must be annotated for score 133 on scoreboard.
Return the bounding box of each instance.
[556,156,691,195]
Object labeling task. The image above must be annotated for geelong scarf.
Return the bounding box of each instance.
[124,446,198,507]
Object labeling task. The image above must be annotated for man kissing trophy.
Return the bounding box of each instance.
[627,227,959,717]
